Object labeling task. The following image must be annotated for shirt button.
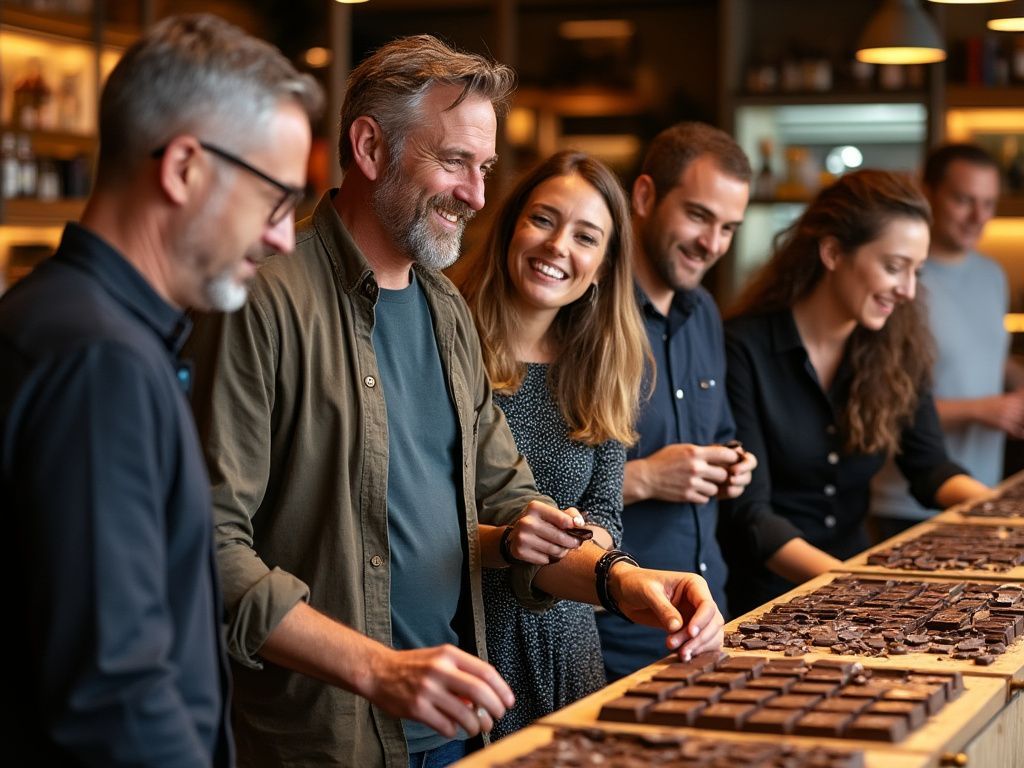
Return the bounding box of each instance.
[827,451,839,465]
[364,375,376,388]
[824,484,836,497]
[824,515,837,529]
[662,333,668,341]
[370,555,383,567]
[825,424,837,435]
[675,388,685,400]
[699,562,708,573]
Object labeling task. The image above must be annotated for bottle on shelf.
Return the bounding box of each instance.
[754,137,777,200]
[57,72,84,133]
[16,134,38,199]
[1,133,20,200]
[12,58,53,131]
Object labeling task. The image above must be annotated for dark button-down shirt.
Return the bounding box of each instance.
[720,309,964,614]
[597,285,734,680]
[0,224,232,767]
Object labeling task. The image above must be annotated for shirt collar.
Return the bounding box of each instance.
[770,308,806,354]
[634,282,698,323]
[55,223,192,354]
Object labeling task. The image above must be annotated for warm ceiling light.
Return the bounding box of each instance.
[857,0,946,65]
[988,0,1024,29]
[304,47,332,68]
[558,20,635,40]
[334,0,369,4]
[927,1,1011,5]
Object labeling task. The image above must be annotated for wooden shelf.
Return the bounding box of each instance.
[1,198,86,227]
[1,7,136,48]
[514,86,652,117]
[733,92,928,108]
[946,85,1024,109]
[0,126,95,157]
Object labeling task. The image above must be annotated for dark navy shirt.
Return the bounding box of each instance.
[597,285,734,680]
[720,309,965,614]
[0,224,232,767]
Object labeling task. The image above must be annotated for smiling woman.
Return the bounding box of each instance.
[718,169,991,614]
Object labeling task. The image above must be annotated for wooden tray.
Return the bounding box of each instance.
[843,520,1024,582]
[723,572,1024,682]
[934,469,1024,526]
[536,651,1005,759]
[450,723,933,768]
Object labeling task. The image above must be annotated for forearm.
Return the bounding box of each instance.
[933,473,990,509]
[257,601,391,700]
[935,396,994,431]
[531,541,608,603]
[765,538,843,584]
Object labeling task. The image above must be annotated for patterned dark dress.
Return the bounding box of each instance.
[484,363,626,738]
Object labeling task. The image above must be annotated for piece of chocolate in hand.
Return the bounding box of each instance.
[565,527,594,542]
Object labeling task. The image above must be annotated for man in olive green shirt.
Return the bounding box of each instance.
[187,35,724,768]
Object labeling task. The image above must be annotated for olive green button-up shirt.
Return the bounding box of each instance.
[185,191,554,768]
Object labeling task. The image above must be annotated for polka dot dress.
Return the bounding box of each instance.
[484,363,625,738]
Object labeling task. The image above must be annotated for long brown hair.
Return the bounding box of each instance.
[462,151,651,446]
[727,169,933,456]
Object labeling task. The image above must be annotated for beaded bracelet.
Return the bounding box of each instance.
[499,523,527,566]
[595,549,638,623]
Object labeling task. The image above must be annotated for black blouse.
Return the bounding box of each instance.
[719,309,964,613]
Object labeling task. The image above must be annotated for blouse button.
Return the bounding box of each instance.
[370,555,384,567]
[699,562,708,573]
[827,452,839,465]
[675,388,685,400]
[824,515,837,529]
[364,375,377,388]
[824,484,836,497]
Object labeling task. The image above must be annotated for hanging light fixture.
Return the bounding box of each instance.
[988,0,1024,30]
[857,0,947,65]
[927,1,1012,5]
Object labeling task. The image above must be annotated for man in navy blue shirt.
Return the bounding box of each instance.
[598,122,758,680]
[0,15,322,766]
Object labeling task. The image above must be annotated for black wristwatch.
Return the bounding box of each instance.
[595,549,638,622]
[499,523,526,566]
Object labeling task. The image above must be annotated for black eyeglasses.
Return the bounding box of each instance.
[151,141,305,226]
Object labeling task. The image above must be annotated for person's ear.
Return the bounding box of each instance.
[156,135,204,207]
[819,236,843,271]
[349,116,387,181]
[631,174,657,219]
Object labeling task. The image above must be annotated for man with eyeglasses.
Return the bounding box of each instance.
[186,34,723,768]
[0,15,322,766]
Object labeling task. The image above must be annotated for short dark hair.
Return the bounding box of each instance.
[641,121,752,200]
[923,143,1000,189]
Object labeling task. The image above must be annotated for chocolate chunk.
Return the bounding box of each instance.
[721,688,776,706]
[815,697,869,714]
[867,700,926,728]
[975,654,996,666]
[652,664,700,684]
[564,527,594,542]
[795,710,854,737]
[694,671,748,690]
[743,708,802,735]
[646,698,707,726]
[845,713,909,742]
[669,685,724,703]
[770,694,822,710]
[597,695,652,723]
[746,676,796,693]
[625,681,682,700]
[716,656,767,676]
[695,702,757,729]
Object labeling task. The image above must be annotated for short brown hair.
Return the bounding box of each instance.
[641,121,752,200]
[923,143,1000,189]
[338,35,515,171]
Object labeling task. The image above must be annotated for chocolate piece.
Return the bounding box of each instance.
[625,681,682,700]
[746,676,796,693]
[815,697,869,715]
[598,695,652,723]
[646,698,707,726]
[721,688,777,706]
[694,671,748,689]
[845,714,909,742]
[791,681,840,696]
[716,656,766,677]
[695,702,757,729]
[882,686,945,715]
[770,694,821,710]
[688,650,727,670]
[794,710,854,737]
[652,664,701,684]
[743,708,802,735]
[867,700,926,728]
[564,527,594,542]
[669,685,724,703]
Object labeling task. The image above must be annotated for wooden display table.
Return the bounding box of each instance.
[723,572,1024,683]
[843,520,1024,582]
[451,723,932,767]
[536,652,1005,760]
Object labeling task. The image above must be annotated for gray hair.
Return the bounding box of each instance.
[338,34,515,172]
[97,13,323,181]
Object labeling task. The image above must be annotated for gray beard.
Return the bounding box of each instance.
[204,269,249,313]
[371,163,469,271]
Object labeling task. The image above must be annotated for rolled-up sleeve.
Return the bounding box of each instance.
[187,293,310,669]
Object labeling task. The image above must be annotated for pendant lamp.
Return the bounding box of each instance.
[988,0,1024,30]
[857,0,947,65]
